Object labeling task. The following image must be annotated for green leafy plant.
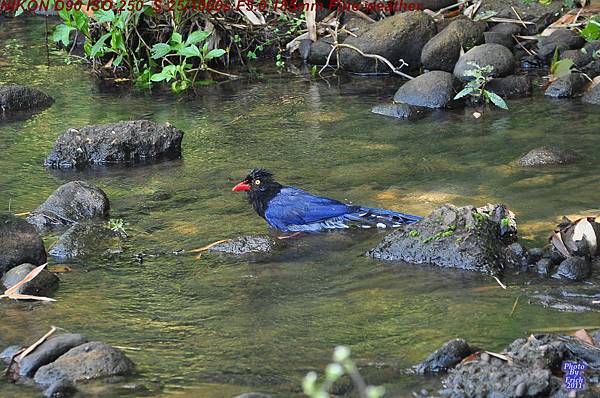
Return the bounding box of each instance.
[550,48,574,80]
[579,16,600,42]
[107,218,126,234]
[454,62,508,110]
[303,346,385,398]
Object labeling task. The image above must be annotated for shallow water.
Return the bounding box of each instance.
[1,16,600,398]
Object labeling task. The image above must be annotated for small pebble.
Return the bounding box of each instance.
[515,382,527,397]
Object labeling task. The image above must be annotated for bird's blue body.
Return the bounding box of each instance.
[263,186,421,233]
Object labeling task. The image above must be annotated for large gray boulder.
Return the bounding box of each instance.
[454,44,515,81]
[48,222,124,259]
[518,146,581,167]
[0,85,53,117]
[44,120,184,168]
[393,71,456,108]
[421,18,485,72]
[340,11,436,73]
[34,342,135,386]
[0,214,47,275]
[26,181,109,233]
[1,263,58,297]
[583,83,600,105]
[367,204,518,274]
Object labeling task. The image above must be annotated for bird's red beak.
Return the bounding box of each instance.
[232,181,251,192]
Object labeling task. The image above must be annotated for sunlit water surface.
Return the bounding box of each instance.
[1,16,599,398]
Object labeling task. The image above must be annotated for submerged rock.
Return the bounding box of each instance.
[8,334,87,379]
[1,263,59,297]
[583,83,600,105]
[393,71,457,108]
[43,379,78,398]
[49,222,125,259]
[518,146,581,167]
[545,73,588,98]
[453,44,515,81]
[34,342,135,386]
[416,339,472,374]
[0,214,47,275]
[367,204,518,274]
[552,256,591,281]
[371,103,427,120]
[487,75,532,99]
[208,235,279,255]
[0,85,53,118]
[421,18,485,72]
[44,120,184,168]
[26,181,110,233]
[340,11,436,73]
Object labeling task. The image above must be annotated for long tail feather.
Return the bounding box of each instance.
[345,207,422,228]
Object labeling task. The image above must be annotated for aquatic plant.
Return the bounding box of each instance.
[303,346,385,398]
[107,218,126,234]
[454,62,508,110]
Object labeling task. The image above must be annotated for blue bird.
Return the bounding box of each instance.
[232,168,422,233]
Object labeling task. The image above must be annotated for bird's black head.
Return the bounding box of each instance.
[232,168,282,217]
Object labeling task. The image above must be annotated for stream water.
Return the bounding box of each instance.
[1,16,599,398]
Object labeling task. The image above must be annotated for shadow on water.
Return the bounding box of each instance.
[1,15,600,398]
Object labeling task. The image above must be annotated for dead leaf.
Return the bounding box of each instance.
[3,263,49,297]
[550,231,571,258]
[574,329,595,346]
[473,111,482,119]
[48,265,72,273]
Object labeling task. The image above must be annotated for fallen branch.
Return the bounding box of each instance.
[16,327,57,362]
[189,239,231,253]
[492,276,507,290]
[0,263,56,302]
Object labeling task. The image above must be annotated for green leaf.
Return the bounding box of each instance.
[205,48,226,60]
[484,90,508,110]
[151,43,172,59]
[73,11,88,33]
[551,58,574,78]
[113,54,123,66]
[150,73,167,82]
[177,45,201,58]
[171,32,183,45]
[185,30,210,45]
[579,18,600,42]
[52,24,74,47]
[94,9,115,23]
[454,86,473,100]
[90,33,111,57]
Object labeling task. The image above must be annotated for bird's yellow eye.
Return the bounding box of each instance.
[254,179,261,185]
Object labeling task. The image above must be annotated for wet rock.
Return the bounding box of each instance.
[1,345,22,364]
[234,394,273,398]
[421,18,485,72]
[0,85,53,118]
[340,11,436,73]
[26,181,109,233]
[371,103,427,120]
[308,37,335,65]
[490,23,523,37]
[504,335,568,370]
[560,49,592,68]
[416,339,472,374]
[584,40,600,54]
[581,59,600,79]
[453,44,515,82]
[1,263,59,297]
[393,71,457,108]
[0,214,47,275]
[34,342,135,386]
[507,243,529,269]
[478,0,563,34]
[43,379,78,398]
[208,235,279,255]
[552,256,591,281]
[593,330,600,346]
[582,83,600,105]
[367,204,518,274]
[484,31,514,49]
[518,146,581,167]
[44,120,184,168]
[487,75,532,99]
[527,247,544,264]
[545,73,588,98]
[538,30,586,63]
[49,222,124,259]
[536,258,553,276]
[9,334,87,378]
[410,0,456,11]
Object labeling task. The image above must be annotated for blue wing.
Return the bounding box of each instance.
[264,187,355,231]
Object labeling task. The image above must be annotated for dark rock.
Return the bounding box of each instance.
[583,83,600,105]
[518,146,581,167]
[234,394,273,398]
[10,334,87,378]
[487,75,532,99]
[453,44,515,81]
[340,11,436,73]
[1,345,22,364]
[583,40,600,54]
[474,203,517,243]
[507,243,528,268]
[490,23,523,37]
[560,49,592,67]
[478,0,563,34]
[484,31,514,49]
[581,59,600,79]
[527,247,543,264]
[43,380,78,398]
[593,330,600,347]
[409,0,456,11]
[367,204,518,274]
[544,73,588,98]
[552,256,591,281]
[49,222,124,259]
[308,37,335,65]
[208,235,279,255]
[1,263,59,297]
[421,18,485,72]
[416,339,471,374]
[393,71,456,108]
[371,103,427,120]
[0,85,53,117]
[0,214,47,274]
[34,342,135,386]
[538,30,586,63]
[44,120,184,168]
[536,258,553,276]
[26,181,109,233]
